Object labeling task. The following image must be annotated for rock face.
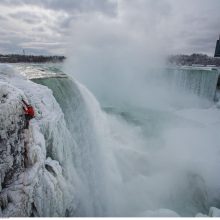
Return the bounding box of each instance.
[0,81,44,216]
[0,65,76,217]
[0,83,27,216]
[0,83,25,189]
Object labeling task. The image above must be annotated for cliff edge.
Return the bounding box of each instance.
[0,64,76,217]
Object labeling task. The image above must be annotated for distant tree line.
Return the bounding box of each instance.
[1,53,219,66]
[0,54,66,63]
[168,54,220,67]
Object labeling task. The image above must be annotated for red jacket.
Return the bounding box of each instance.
[24,106,35,118]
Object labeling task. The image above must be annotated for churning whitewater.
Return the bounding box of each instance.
[34,65,220,216]
[1,63,220,217]
[32,64,220,217]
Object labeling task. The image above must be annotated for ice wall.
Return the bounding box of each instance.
[0,65,77,217]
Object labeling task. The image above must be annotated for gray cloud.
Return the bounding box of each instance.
[0,0,117,15]
[0,0,117,55]
[166,0,220,55]
[0,0,219,55]
[9,11,42,24]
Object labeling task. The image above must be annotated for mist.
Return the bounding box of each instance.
[64,0,176,108]
[64,0,217,110]
[63,0,220,217]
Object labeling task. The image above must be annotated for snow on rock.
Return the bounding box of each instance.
[208,207,220,217]
[195,207,220,217]
[0,64,77,217]
[195,213,208,217]
[138,208,180,217]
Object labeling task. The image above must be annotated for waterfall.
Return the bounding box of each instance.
[1,63,220,217]
[167,67,219,101]
[32,66,220,217]
[33,77,115,216]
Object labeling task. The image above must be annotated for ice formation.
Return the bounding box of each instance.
[0,64,77,217]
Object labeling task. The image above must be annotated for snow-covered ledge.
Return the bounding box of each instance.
[0,64,76,217]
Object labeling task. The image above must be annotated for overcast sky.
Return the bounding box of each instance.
[0,0,219,56]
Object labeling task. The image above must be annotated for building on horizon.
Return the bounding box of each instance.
[214,35,220,57]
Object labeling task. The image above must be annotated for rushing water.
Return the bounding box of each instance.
[167,67,219,100]
[28,64,220,216]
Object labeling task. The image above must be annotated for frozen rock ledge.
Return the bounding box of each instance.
[0,64,76,217]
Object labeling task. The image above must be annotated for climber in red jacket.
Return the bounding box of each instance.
[22,99,35,129]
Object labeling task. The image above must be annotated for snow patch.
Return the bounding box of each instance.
[138,208,180,217]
